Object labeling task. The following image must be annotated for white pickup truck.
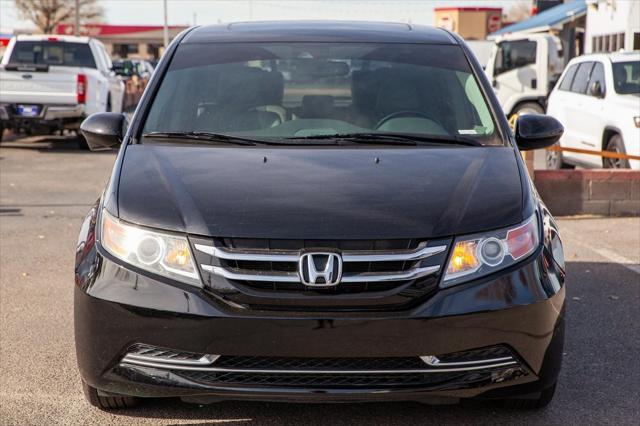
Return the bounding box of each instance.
[0,35,125,142]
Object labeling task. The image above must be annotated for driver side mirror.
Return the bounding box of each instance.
[589,81,605,98]
[80,113,126,151]
[515,114,564,151]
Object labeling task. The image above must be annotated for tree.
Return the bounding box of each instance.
[14,0,103,34]
[505,0,533,23]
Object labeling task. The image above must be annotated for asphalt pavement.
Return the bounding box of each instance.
[1,136,639,425]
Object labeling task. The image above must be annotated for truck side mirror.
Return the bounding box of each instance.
[589,81,604,98]
[515,114,563,151]
[80,113,126,151]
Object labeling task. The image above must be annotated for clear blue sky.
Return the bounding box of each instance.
[0,0,522,30]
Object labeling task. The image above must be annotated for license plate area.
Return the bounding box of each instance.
[15,104,41,117]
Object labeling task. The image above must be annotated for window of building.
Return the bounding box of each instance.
[113,43,140,58]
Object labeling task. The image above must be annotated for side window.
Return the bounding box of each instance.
[559,64,579,91]
[494,40,537,75]
[587,62,606,97]
[570,62,593,94]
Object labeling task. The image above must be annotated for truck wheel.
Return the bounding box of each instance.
[502,383,556,409]
[513,102,544,117]
[81,380,140,410]
[603,134,629,169]
[546,143,574,170]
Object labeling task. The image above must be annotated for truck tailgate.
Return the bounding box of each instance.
[0,66,78,105]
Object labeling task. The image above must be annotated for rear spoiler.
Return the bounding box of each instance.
[4,63,50,72]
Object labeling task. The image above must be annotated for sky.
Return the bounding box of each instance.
[0,0,523,31]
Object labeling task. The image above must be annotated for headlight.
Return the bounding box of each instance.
[100,209,201,287]
[442,214,539,288]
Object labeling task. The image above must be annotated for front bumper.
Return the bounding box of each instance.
[75,244,565,403]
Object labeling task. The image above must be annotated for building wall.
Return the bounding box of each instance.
[434,8,502,40]
[585,0,640,53]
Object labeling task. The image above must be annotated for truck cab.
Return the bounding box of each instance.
[485,33,564,118]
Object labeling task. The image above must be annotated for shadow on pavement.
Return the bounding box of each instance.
[84,260,639,425]
[0,134,113,154]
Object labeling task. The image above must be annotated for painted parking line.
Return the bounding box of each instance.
[563,229,640,275]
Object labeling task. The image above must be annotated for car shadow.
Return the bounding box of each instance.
[88,260,640,424]
[0,134,114,154]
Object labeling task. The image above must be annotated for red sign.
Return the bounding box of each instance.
[487,14,502,34]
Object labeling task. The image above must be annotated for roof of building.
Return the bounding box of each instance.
[183,21,458,44]
[489,0,586,38]
[434,7,502,12]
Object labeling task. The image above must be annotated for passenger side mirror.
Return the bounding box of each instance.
[515,114,563,151]
[589,81,604,98]
[80,113,126,151]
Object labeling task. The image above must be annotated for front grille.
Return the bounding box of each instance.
[190,237,450,311]
[120,344,528,390]
[215,356,426,370]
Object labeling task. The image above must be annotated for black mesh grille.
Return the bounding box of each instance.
[215,356,426,370]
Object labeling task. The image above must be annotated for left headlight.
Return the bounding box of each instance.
[100,209,201,287]
[442,213,540,288]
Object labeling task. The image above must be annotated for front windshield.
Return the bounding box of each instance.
[143,42,502,145]
[612,61,640,95]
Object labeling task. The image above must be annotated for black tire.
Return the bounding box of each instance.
[81,380,140,410]
[502,383,557,409]
[546,143,574,170]
[603,133,629,169]
[76,136,90,150]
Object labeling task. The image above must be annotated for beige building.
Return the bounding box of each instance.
[434,7,502,40]
[55,24,188,60]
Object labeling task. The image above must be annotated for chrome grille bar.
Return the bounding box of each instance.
[195,241,445,285]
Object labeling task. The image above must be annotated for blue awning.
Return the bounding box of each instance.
[489,0,586,38]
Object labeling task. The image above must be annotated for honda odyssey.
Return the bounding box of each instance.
[75,22,566,410]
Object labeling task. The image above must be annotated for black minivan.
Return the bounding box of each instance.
[75,22,566,410]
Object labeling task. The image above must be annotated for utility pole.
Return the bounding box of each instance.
[75,0,80,36]
[163,0,169,50]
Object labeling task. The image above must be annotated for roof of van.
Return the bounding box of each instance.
[182,21,458,44]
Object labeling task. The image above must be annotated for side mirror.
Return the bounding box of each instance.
[515,114,564,151]
[80,112,126,151]
[589,81,604,98]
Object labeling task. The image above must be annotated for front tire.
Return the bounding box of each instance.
[603,134,629,169]
[81,380,140,410]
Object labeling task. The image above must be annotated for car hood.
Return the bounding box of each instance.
[117,145,524,239]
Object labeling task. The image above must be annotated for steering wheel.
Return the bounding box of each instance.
[374,111,433,130]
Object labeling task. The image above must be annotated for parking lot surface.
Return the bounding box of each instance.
[1,136,639,425]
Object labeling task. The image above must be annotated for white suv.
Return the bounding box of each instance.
[546,51,640,170]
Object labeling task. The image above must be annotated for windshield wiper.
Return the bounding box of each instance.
[142,131,277,146]
[289,133,482,147]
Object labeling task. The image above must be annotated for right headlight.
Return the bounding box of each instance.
[442,214,540,288]
[100,209,201,287]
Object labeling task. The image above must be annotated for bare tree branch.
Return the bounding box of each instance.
[14,0,104,34]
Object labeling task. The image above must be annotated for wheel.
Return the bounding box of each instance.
[502,383,557,409]
[603,134,629,169]
[546,143,574,170]
[76,136,90,150]
[81,380,140,410]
